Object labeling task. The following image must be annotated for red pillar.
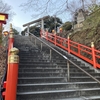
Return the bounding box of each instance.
[91,42,96,68]
[5,47,19,100]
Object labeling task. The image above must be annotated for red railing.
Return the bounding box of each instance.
[41,31,100,68]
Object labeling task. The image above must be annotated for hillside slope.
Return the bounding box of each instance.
[70,8,100,50]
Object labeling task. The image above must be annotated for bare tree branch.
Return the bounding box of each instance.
[20,0,100,20]
[0,0,15,22]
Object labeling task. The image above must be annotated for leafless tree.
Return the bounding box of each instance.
[20,0,100,19]
[0,0,15,22]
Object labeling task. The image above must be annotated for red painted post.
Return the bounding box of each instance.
[68,35,70,53]
[54,34,56,45]
[5,47,19,100]
[46,30,48,40]
[78,44,80,56]
[91,42,96,68]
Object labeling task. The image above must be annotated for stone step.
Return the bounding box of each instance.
[70,76,100,82]
[17,82,100,92]
[17,88,100,100]
[19,64,91,70]
[18,77,66,84]
[18,72,65,77]
[70,72,100,77]
[84,96,100,100]
[18,67,94,73]
[18,68,67,73]
[53,97,84,100]
[18,72,100,77]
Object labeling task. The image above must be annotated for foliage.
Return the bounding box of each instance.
[83,8,100,29]
[13,28,19,35]
[70,7,100,50]
[44,16,62,32]
[30,26,40,36]
[21,26,40,36]
[21,31,25,36]
[62,21,72,31]
[88,4,100,13]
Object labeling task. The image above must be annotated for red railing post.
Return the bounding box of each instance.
[46,30,48,40]
[91,42,96,68]
[68,35,70,53]
[54,34,56,45]
[78,44,80,55]
[5,47,19,100]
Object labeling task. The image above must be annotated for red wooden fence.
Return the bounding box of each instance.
[41,31,100,68]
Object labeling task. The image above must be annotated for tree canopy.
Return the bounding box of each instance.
[44,16,62,32]
[62,21,72,31]
[13,28,19,35]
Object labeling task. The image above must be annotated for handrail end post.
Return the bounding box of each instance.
[5,47,19,100]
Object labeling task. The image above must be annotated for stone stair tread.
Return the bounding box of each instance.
[17,89,77,95]
[54,97,85,100]
[19,68,67,69]
[71,76,100,78]
[19,72,64,74]
[19,72,98,75]
[17,88,100,95]
[18,77,66,79]
[84,95,100,99]
[17,81,98,86]
[81,88,100,91]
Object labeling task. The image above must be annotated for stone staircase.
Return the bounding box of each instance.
[14,36,100,100]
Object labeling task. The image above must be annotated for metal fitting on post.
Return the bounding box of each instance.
[9,47,19,63]
[91,42,94,48]
[68,35,70,39]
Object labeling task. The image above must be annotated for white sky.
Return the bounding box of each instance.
[3,0,71,32]
[3,0,33,31]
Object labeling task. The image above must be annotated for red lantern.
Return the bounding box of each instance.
[0,13,8,24]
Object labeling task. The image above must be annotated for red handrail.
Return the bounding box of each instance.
[41,31,100,68]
